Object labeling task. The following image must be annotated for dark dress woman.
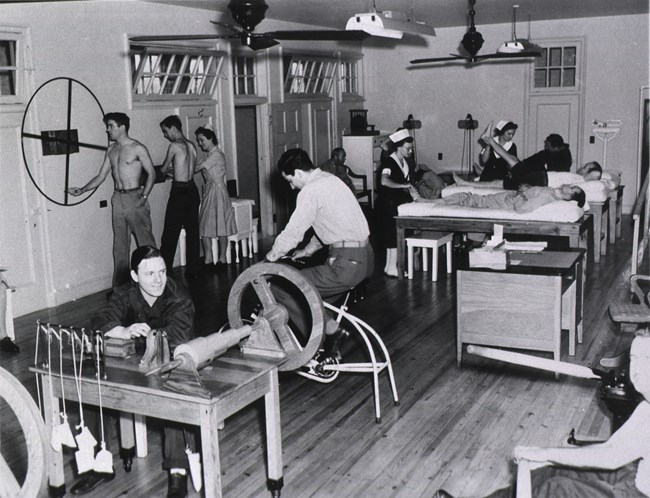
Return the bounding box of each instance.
[478,120,518,182]
[375,129,417,277]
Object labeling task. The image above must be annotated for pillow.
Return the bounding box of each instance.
[398,200,584,222]
[577,181,608,202]
[602,170,622,189]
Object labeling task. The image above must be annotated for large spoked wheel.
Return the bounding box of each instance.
[227,262,325,371]
[0,366,47,498]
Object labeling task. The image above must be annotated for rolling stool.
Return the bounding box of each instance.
[320,281,400,423]
[405,231,453,281]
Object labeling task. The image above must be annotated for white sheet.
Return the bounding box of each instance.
[398,200,584,222]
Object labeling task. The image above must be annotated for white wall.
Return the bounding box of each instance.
[0,1,362,316]
[363,14,649,213]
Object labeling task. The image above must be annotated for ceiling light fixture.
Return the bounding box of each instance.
[346,1,435,39]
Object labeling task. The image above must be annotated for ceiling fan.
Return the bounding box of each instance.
[130,0,370,51]
[410,0,542,65]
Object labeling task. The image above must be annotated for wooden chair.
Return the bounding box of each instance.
[516,460,549,498]
[608,274,650,330]
[345,166,372,207]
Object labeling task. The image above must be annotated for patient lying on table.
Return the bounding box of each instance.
[439,184,586,214]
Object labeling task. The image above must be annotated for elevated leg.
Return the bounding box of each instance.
[446,241,453,273]
[407,244,414,280]
[265,370,284,497]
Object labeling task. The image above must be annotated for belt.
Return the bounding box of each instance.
[115,187,142,193]
[331,239,368,249]
[172,180,195,187]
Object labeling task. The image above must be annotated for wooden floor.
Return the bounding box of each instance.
[1,218,637,498]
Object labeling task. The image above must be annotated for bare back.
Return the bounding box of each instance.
[167,137,197,182]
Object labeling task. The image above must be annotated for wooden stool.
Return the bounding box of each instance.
[406,232,453,281]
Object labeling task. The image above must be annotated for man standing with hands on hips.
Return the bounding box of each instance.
[266,148,374,383]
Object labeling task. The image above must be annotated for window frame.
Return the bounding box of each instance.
[0,27,27,105]
[130,44,226,103]
[529,38,584,94]
[282,53,337,97]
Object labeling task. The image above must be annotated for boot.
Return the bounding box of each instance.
[322,327,350,361]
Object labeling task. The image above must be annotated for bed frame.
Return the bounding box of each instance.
[395,214,594,280]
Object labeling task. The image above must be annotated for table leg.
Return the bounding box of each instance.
[396,223,405,280]
[200,404,222,498]
[265,369,283,497]
[42,375,65,493]
[593,211,602,263]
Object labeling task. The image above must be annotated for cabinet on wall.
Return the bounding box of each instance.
[342,133,389,208]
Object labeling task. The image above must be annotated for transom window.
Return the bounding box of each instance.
[283,55,336,95]
[232,54,256,96]
[534,45,577,88]
[130,45,225,101]
[340,59,359,95]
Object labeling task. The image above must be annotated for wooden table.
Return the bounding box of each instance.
[395,214,593,279]
[456,250,585,375]
[31,350,285,498]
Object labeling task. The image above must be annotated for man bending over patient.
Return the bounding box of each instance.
[440,184,586,214]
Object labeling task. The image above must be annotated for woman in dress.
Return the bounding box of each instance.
[376,128,419,278]
[477,120,518,182]
[194,126,236,266]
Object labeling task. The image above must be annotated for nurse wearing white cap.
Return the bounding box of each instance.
[376,128,419,278]
[478,120,518,182]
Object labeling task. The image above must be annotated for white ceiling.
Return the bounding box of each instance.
[5,1,647,29]
[139,0,648,29]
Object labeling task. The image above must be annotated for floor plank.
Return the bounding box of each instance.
[1,217,636,498]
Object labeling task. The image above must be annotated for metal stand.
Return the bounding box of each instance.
[458,114,479,175]
[592,119,622,169]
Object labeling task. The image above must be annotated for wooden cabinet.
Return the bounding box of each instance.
[342,134,389,207]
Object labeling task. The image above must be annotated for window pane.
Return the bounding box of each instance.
[534,69,547,88]
[563,47,576,66]
[246,75,255,94]
[563,68,575,87]
[549,68,561,87]
[0,71,16,95]
[549,48,562,66]
[0,40,16,66]
[534,48,547,67]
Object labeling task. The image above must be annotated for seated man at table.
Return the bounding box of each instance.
[70,245,195,498]
[438,184,586,214]
[435,332,650,498]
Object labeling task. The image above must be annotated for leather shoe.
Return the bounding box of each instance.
[433,490,455,498]
[599,351,629,369]
[70,471,115,495]
[168,472,188,498]
[0,337,20,353]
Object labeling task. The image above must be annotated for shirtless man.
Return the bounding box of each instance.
[68,112,156,287]
[159,115,200,278]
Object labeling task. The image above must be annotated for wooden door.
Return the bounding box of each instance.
[527,93,581,166]
[270,102,302,233]
[310,101,333,166]
[235,105,260,216]
[1,109,51,315]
